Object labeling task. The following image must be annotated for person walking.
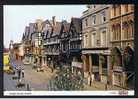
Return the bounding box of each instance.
[88,72,92,86]
[16,59,24,85]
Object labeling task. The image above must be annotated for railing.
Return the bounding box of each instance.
[43,39,60,45]
[113,66,123,72]
[70,37,82,42]
[44,50,60,55]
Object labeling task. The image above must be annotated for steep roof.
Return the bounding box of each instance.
[71,17,82,33]
[24,26,30,40]
[52,22,62,37]
[43,20,53,39]
[22,33,25,41]
[60,21,70,38]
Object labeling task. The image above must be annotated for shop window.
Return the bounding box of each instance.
[92,54,99,66]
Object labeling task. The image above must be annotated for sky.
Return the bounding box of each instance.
[4,5,87,48]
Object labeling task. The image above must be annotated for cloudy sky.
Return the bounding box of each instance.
[4,5,87,48]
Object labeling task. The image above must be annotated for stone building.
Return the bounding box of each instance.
[81,5,111,83]
[110,4,134,88]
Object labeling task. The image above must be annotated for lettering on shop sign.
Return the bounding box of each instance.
[113,66,123,72]
[72,62,83,68]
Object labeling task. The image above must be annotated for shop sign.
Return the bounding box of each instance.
[93,66,99,72]
[113,66,123,72]
[72,62,83,68]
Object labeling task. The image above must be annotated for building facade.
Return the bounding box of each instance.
[110,4,134,88]
[68,17,83,72]
[43,17,62,69]
[81,5,111,83]
[59,20,70,66]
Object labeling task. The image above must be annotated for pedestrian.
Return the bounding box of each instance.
[88,72,92,86]
[15,59,24,87]
[22,69,24,78]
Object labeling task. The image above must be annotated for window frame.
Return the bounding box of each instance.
[92,15,96,25]
[101,11,106,23]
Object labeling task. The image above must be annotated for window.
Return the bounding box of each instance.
[92,54,99,66]
[123,22,129,39]
[101,30,106,47]
[84,34,88,47]
[113,5,116,16]
[92,15,96,25]
[85,19,88,27]
[112,26,115,40]
[101,11,106,23]
[131,5,134,11]
[131,21,134,38]
[125,5,128,13]
[91,32,96,47]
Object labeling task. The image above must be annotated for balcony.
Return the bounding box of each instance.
[69,48,81,53]
[43,39,60,45]
[113,66,123,72]
[44,49,59,55]
[70,37,82,42]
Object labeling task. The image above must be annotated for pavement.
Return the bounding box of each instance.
[4,63,57,91]
[4,59,126,91]
[83,81,125,91]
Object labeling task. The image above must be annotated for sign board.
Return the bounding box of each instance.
[93,66,99,72]
[72,62,83,68]
[113,66,123,72]
[82,50,110,55]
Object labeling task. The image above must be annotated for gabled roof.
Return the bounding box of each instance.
[22,33,25,41]
[43,20,53,27]
[70,17,82,33]
[51,22,62,37]
[63,21,70,33]
[24,26,30,40]
[60,20,70,38]
[43,20,53,39]
[46,30,51,39]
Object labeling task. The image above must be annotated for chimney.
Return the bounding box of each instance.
[52,16,56,26]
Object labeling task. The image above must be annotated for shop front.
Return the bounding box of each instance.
[112,66,124,87]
